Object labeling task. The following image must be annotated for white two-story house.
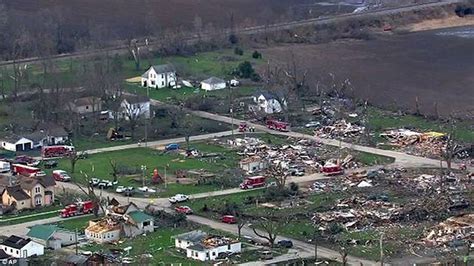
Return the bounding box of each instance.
[109,95,151,120]
[252,91,286,114]
[141,64,176,89]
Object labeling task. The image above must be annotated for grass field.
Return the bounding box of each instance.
[46,143,241,196]
[0,205,62,226]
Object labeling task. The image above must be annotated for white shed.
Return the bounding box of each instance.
[201,77,226,91]
[1,136,34,152]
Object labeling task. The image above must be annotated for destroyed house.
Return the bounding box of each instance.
[85,202,154,243]
[173,230,241,261]
[239,156,268,172]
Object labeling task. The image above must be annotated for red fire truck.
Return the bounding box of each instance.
[59,200,94,218]
[266,119,290,132]
[321,162,344,176]
[239,176,266,189]
[42,145,75,158]
[12,164,40,177]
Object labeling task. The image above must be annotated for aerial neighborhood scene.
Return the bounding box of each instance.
[0,0,472,265]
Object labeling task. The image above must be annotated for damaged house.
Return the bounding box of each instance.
[239,156,268,173]
[85,202,154,244]
[173,230,241,261]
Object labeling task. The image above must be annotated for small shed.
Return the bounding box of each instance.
[200,77,226,91]
[27,224,76,250]
[239,156,268,172]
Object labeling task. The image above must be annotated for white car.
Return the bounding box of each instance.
[89,178,100,186]
[168,194,189,203]
[116,186,126,193]
[305,121,321,128]
[138,186,156,193]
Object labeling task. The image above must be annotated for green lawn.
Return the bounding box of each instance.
[47,144,241,196]
[53,215,96,232]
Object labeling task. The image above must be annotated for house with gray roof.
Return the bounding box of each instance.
[252,91,286,114]
[0,235,44,258]
[201,77,226,91]
[141,64,177,89]
[27,224,76,250]
[0,135,34,152]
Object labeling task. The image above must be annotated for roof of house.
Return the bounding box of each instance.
[85,219,121,234]
[24,131,47,142]
[127,211,153,224]
[27,224,71,241]
[1,235,32,249]
[187,243,208,251]
[1,135,32,144]
[173,230,208,243]
[5,185,31,201]
[72,96,101,107]
[240,155,263,164]
[255,91,279,100]
[34,122,68,137]
[142,64,175,78]
[0,249,9,259]
[65,254,88,264]
[121,94,150,105]
[201,77,225,85]
[38,175,56,188]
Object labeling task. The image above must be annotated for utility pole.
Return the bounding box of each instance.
[379,232,384,266]
[164,165,168,189]
[141,165,146,187]
[75,228,78,255]
[313,229,318,262]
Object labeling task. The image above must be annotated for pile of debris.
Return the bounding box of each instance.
[314,119,365,139]
[379,129,446,158]
[422,213,473,247]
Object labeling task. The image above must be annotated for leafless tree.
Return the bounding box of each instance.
[252,214,291,247]
[267,162,288,190]
[69,151,86,174]
[74,172,106,217]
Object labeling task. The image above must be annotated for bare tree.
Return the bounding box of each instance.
[110,160,119,183]
[74,172,106,217]
[252,214,291,247]
[69,151,86,174]
[267,163,288,190]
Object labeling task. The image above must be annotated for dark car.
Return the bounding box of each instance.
[44,160,58,169]
[165,143,180,151]
[278,240,293,248]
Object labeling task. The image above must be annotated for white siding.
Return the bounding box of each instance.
[186,243,241,261]
[0,241,44,258]
[85,229,120,244]
[201,82,226,91]
[142,68,176,89]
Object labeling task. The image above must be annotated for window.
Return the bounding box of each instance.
[10,248,12,253]
[16,250,18,255]
[35,187,40,193]
[161,81,165,86]
[143,221,150,226]
[178,240,181,244]
[86,106,89,110]
[212,252,216,256]
[228,244,231,250]
[161,74,164,79]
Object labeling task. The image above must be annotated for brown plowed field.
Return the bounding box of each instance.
[260,27,474,118]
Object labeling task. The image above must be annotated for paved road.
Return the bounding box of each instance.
[0,1,462,68]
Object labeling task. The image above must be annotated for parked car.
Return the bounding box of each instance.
[52,170,71,182]
[124,187,135,196]
[278,239,293,248]
[98,180,113,189]
[35,171,46,177]
[221,215,237,224]
[259,250,273,260]
[138,186,156,193]
[43,160,58,169]
[89,178,100,186]
[165,143,180,151]
[168,194,189,203]
[175,206,193,214]
[115,186,126,193]
[305,121,321,128]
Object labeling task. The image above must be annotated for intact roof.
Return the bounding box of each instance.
[72,96,101,107]
[38,175,56,188]
[127,211,153,223]
[0,249,8,259]
[142,64,175,77]
[24,131,47,142]
[255,91,279,100]
[5,185,30,201]
[121,94,150,105]
[27,224,72,241]
[201,77,225,85]
[173,230,208,243]
[1,135,32,144]
[1,235,32,249]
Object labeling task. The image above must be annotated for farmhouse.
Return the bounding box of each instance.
[109,95,151,120]
[200,77,226,91]
[141,64,177,89]
[0,135,34,152]
[0,175,56,210]
[252,91,285,114]
[85,202,154,243]
[28,122,69,148]
[239,156,268,172]
[27,224,76,250]
[67,96,102,115]
[0,235,44,258]
[173,230,241,261]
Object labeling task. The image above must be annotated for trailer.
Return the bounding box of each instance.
[240,176,266,189]
[266,119,290,132]
[59,200,94,218]
[41,145,75,158]
[12,164,40,177]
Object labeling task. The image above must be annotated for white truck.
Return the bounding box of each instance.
[0,161,10,173]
